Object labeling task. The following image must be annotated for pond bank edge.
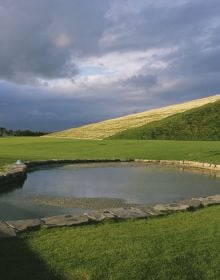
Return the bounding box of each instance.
[0,159,220,238]
[1,158,220,187]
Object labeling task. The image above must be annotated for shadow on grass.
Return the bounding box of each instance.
[0,237,63,280]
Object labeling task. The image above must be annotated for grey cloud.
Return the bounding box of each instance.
[103,0,220,51]
[2,74,220,132]
[101,0,220,106]
[0,0,219,83]
[0,0,220,130]
[0,82,124,130]
[123,75,158,89]
[0,82,163,131]
[0,0,110,83]
[171,46,220,76]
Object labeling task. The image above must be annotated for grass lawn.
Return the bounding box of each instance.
[0,206,220,280]
[0,137,220,280]
[1,137,220,168]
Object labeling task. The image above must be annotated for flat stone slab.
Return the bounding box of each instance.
[180,198,204,208]
[153,203,190,212]
[41,214,89,228]
[8,163,27,172]
[138,206,166,216]
[109,207,148,219]
[0,196,219,237]
[0,221,16,238]
[85,210,115,222]
[6,219,41,232]
[192,194,220,206]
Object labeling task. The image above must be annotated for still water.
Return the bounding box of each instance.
[0,163,220,220]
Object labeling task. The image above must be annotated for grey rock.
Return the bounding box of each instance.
[139,206,166,216]
[180,198,204,209]
[153,203,190,212]
[0,163,27,193]
[0,221,16,238]
[41,214,89,228]
[192,194,220,206]
[85,210,115,222]
[6,219,41,232]
[109,207,148,219]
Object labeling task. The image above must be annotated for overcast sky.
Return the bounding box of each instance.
[0,0,220,131]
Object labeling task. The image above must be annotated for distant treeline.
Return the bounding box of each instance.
[0,127,47,137]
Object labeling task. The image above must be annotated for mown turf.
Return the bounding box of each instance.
[1,137,220,168]
[0,206,220,280]
[1,137,220,280]
[109,100,220,140]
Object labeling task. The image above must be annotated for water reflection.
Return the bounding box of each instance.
[0,177,26,194]
[0,163,220,220]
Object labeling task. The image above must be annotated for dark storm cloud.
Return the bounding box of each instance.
[0,0,220,130]
[0,0,110,82]
[0,82,147,131]
[124,75,158,89]
[104,0,220,51]
[100,0,220,100]
[1,0,217,83]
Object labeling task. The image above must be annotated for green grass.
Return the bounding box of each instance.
[47,94,220,139]
[1,137,220,279]
[0,206,220,280]
[1,137,220,168]
[109,100,220,140]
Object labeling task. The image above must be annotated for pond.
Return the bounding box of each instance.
[0,163,220,220]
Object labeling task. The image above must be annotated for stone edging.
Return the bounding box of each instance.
[1,159,220,238]
[0,163,27,193]
[134,159,220,173]
[1,194,220,238]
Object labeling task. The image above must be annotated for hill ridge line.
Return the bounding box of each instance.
[47,93,220,139]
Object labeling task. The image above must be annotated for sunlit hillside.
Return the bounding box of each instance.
[109,100,220,140]
[46,94,220,140]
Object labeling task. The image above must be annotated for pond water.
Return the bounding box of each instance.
[0,163,220,220]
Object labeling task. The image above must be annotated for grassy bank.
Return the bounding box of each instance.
[1,137,220,280]
[1,137,220,168]
[109,100,220,140]
[47,94,220,139]
[0,206,220,280]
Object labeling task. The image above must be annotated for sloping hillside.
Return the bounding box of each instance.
[47,94,220,139]
[109,100,220,140]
